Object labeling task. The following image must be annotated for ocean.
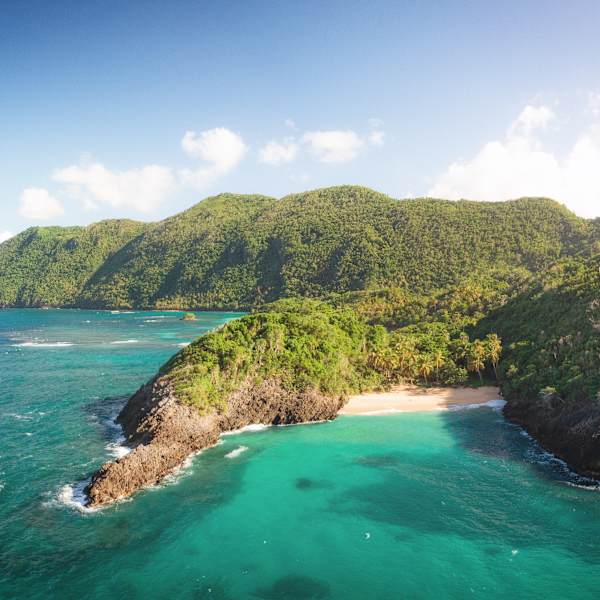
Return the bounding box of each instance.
[1,309,600,599]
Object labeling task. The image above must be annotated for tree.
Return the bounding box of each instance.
[467,341,487,383]
[419,355,434,385]
[485,333,502,378]
[431,350,445,381]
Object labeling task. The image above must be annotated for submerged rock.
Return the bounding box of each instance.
[85,378,344,507]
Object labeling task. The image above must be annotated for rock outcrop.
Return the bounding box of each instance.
[85,378,344,507]
[504,394,600,479]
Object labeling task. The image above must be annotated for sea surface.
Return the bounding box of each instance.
[1,309,600,599]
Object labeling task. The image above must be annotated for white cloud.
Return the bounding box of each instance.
[53,163,176,214]
[368,130,385,146]
[19,188,64,220]
[429,104,600,218]
[0,231,13,243]
[259,139,298,165]
[508,104,556,137]
[180,127,247,189]
[302,130,363,163]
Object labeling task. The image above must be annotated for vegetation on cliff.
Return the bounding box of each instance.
[156,297,502,414]
[158,299,383,413]
[475,255,600,405]
[1,186,593,309]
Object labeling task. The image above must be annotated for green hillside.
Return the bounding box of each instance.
[0,186,593,309]
[0,219,147,307]
[475,254,600,404]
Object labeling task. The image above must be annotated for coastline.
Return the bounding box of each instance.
[340,385,502,415]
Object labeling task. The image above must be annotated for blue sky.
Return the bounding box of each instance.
[2,0,600,240]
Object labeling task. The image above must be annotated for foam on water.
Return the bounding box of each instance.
[516,426,600,489]
[12,341,74,347]
[51,481,97,514]
[110,339,139,345]
[221,423,269,436]
[225,445,248,459]
[106,438,130,459]
[449,399,507,411]
[104,401,131,459]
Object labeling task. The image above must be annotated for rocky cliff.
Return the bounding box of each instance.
[85,378,344,507]
[504,394,600,479]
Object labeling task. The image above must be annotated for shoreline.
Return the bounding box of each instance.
[340,385,502,415]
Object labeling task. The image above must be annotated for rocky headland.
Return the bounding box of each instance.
[503,394,600,480]
[85,378,344,507]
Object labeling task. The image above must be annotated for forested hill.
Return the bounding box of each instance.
[0,219,147,307]
[0,186,594,309]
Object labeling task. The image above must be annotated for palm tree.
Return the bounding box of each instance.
[431,350,445,381]
[485,334,502,378]
[419,355,434,385]
[467,341,486,383]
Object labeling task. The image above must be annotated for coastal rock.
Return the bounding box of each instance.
[85,378,344,507]
[504,395,600,478]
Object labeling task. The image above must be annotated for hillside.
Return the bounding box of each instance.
[471,255,600,475]
[0,219,147,307]
[0,186,593,309]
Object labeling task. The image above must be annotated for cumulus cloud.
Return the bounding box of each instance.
[302,130,364,163]
[429,104,600,218]
[508,104,556,136]
[259,139,298,165]
[0,231,13,243]
[53,163,176,214]
[19,188,64,220]
[180,127,247,188]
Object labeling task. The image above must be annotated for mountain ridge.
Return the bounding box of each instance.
[0,186,594,309]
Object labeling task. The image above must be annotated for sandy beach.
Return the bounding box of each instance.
[340,385,502,415]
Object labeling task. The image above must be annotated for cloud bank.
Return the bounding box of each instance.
[18,188,64,220]
[429,105,600,218]
[38,127,247,216]
[0,231,13,243]
[53,163,176,213]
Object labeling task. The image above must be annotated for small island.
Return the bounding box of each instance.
[180,312,197,321]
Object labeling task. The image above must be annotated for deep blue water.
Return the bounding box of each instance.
[1,309,600,599]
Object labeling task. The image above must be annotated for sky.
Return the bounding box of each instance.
[2,0,600,242]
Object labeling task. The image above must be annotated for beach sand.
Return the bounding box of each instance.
[340,385,502,415]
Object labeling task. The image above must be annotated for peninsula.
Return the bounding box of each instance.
[1,186,599,504]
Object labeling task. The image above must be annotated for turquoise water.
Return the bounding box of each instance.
[2,310,600,599]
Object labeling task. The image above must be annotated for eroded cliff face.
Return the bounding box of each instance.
[504,395,600,479]
[85,378,345,507]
